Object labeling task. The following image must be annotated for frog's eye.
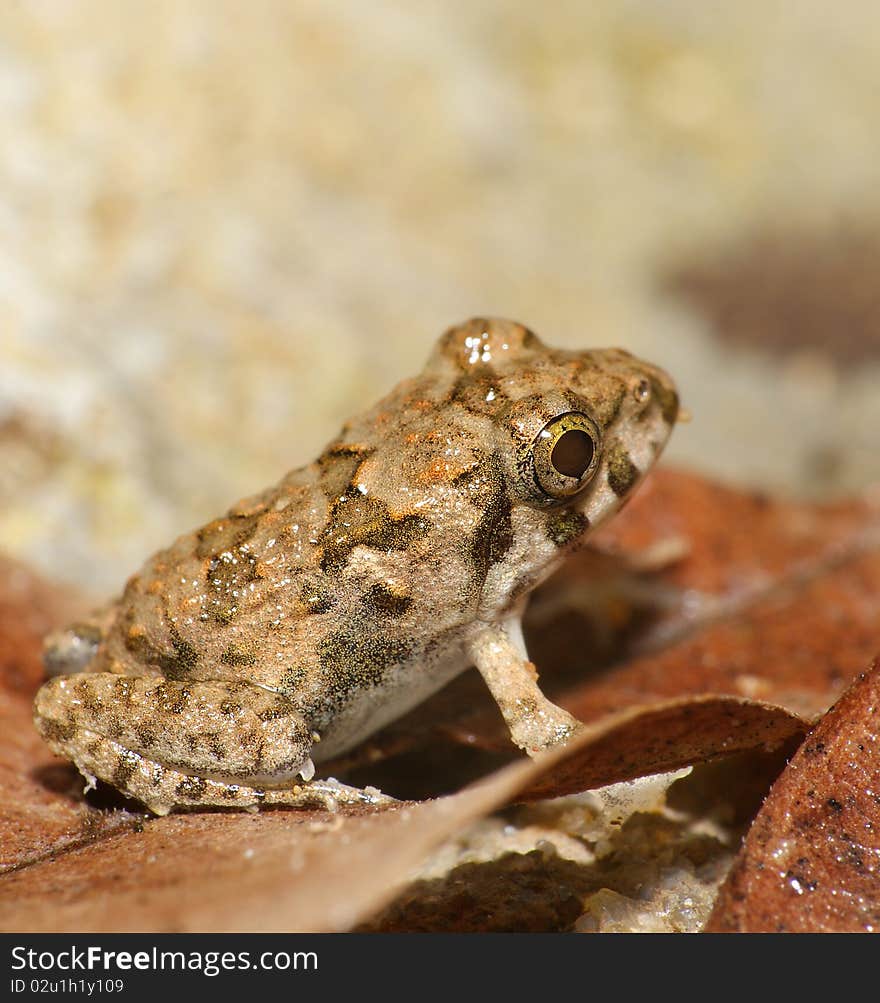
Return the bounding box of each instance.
[532,412,601,499]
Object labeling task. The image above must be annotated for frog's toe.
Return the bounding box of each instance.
[41,605,117,677]
[42,627,100,676]
[261,777,397,811]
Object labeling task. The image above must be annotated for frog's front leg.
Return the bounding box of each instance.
[33,674,393,815]
[468,618,581,756]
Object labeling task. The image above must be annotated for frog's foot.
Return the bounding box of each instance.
[42,604,118,677]
[259,777,395,813]
[505,703,582,757]
[38,730,393,815]
[468,619,582,758]
[33,673,392,815]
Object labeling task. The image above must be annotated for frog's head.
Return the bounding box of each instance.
[431,316,678,548]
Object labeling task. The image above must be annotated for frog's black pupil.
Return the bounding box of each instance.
[551,429,594,479]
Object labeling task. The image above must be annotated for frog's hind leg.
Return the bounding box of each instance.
[33,673,394,815]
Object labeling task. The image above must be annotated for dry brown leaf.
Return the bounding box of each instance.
[516,696,805,802]
[0,699,792,933]
[0,766,539,933]
[706,658,880,933]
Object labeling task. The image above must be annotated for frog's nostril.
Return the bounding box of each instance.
[632,379,651,403]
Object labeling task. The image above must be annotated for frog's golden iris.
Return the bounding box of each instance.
[532,411,602,500]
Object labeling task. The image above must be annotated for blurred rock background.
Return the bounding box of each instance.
[2,1,880,592]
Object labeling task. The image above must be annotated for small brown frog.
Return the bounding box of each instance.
[35,318,678,814]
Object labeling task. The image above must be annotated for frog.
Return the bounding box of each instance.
[34,317,679,815]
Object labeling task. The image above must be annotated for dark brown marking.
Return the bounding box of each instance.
[113,677,136,705]
[257,699,294,722]
[317,450,363,501]
[207,733,226,761]
[175,775,207,800]
[221,643,257,667]
[112,749,141,789]
[278,670,311,702]
[361,582,413,617]
[124,624,199,679]
[155,683,190,715]
[452,454,514,591]
[594,380,627,429]
[135,726,156,750]
[319,494,430,572]
[39,718,76,744]
[545,508,590,547]
[326,443,374,459]
[521,326,542,349]
[318,630,413,696]
[74,677,103,713]
[158,632,199,680]
[124,626,155,664]
[607,443,640,497]
[238,728,261,752]
[650,376,679,425]
[470,481,513,588]
[105,715,124,740]
[300,582,336,614]
[195,512,261,560]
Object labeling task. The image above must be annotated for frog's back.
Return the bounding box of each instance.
[78,366,497,707]
[88,466,326,679]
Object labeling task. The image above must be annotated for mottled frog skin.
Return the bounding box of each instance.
[35,318,678,814]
